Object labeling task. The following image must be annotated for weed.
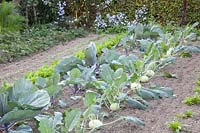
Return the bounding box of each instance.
[184,93,200,105]
[168,120,182,133]
[197,80,200,86]
[176,110,194,119]
[184,110,193,118]
[194,86,200,93]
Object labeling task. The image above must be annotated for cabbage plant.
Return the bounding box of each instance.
[0,78,50,132]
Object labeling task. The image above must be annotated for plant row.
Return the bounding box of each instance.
[168,78,200,133]
[1,22,200,132]
[25,34,124,83]
[0,25,88,63]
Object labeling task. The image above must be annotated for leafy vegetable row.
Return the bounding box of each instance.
[1,22,200,132]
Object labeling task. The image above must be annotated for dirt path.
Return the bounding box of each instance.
[98,53,200,133]
[0,34,113,84]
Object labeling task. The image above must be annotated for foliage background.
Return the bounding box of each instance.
[2,0,199,27]
[102,0,200,26]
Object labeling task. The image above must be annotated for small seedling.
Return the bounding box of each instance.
[184,93,200,105]
[176,110,194,119]
[184,110,193,118]
[197,80,200,86]
[194,86,200,93]
[168,120,182,133]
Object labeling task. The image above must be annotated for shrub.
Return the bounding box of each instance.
[17,0,200,28]
[102,0,200,26]
[0,0,24,32]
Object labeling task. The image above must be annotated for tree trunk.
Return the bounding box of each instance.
[181,0,187,26]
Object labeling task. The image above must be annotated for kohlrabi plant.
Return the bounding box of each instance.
[55,43,98,94]
[35,112,63,133]
[119,22,164,54]
[93,64,128,107]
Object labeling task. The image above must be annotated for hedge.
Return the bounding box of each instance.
[16,0,200,27]
[103,0,200,26]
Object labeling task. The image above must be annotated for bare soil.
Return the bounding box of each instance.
[97,53,200,133]
[0,34,113,84]
[1,36,200,133]
[55,43,200,133]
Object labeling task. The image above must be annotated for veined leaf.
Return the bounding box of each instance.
[84,91,96,107]
[145,87,173,98]
[126,97,147,110]
[85,43,97,66]
[100,64,114,83]
[18,90,50,109]
[38,118,54,133]
[122,116,144,126]
[98,49,120,64]
[179,52,192,58]
[0,109,40,125]
[9,124,32,133]
[36,112,63,133]
[157,87,173,96]
[64,109,82,132]
[10,78,34,101]
[185,33,197,41]
[69,68,81,79]
[114,68,124,80]
[55,56,82,74]
[135,23,144,38]
[183,45,200,53]
[35,77,47,88]
[136,89,159,100]
[129,73,139,82]
[44,85,62,97]
[0,93,8,116]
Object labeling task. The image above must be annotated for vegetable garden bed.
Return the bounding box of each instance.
[0,22,200,133]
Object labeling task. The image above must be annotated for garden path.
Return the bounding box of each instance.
[0,34,113,84]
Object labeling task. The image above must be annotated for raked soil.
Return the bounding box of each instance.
[0,34,114,85]
[97,53,200,132]
[55,42,200,133]
[1,36,200,133]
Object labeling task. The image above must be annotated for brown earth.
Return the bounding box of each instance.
[1,36,200,133]
[0,34,113,84]
[54,43,200,133]
[97,53,200,133]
